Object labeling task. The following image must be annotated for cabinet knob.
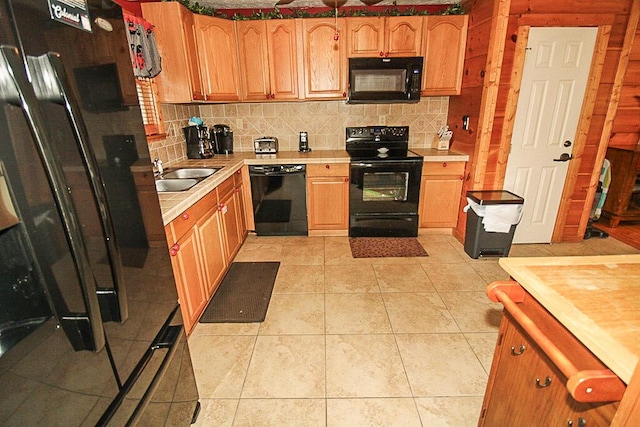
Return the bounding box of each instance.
[182,212,190,220]
[510,344,525,355]
[325,164,330,169]
[344,177,349,182]
[535,376,552,388]
[442,162,447,168]
[170,243,180,256]
[459,175,464,180]
[342,92,346,97]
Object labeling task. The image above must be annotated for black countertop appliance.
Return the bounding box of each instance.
[212,124,234,154]
[0,1,199,424]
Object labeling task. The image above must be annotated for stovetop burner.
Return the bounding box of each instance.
[346,126,422,161]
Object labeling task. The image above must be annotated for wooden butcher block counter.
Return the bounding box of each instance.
[479,255,640,426]
[498,255,640,384]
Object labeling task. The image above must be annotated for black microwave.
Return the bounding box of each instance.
[347,57,423,104]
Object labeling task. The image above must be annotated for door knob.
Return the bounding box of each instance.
[553,153,573,162]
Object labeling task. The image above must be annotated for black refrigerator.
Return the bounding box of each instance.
[0,0,199,425]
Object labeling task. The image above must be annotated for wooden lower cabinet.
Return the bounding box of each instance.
[419,161,465,228]
[165,171,248,335]
[167,225,207,335]
[197,206,226,297]
[218,173,247,261]
[306,163,349,233]
[480,289,619,426]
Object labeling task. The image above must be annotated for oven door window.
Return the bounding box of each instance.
[362,172,409,202]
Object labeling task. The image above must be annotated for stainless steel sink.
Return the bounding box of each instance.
[162,167,221,179]
[155,178,199,192]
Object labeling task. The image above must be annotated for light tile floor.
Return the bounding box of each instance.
[189,233,639,426]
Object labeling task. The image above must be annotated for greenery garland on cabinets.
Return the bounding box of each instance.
[172,0,464,20]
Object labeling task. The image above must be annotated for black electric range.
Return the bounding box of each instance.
[345,126,423,237]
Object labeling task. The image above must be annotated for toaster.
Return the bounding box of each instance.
[254,137,278,154]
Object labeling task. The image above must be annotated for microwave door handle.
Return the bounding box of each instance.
[0,46,105,352]
[28,52,128,323]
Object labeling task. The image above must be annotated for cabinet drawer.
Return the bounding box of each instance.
[169,190,218,243]
[307,163,349,177]
[233,167,243,186]
[217,175,235,200]
[422,161,465,176]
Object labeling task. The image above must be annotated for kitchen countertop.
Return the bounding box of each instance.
[156,149,469,225]
[498,255,640,384]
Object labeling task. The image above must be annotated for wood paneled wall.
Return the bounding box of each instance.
[449,0,638,243]
[610,25,640,150]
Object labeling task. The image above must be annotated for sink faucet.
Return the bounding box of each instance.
[153,158,163,176]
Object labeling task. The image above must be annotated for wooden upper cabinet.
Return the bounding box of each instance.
[422,15,468,95]
[347,17,385,57]
[301,18,348,99]
[347,16,422,58]
[141,2,205,102]
[385,16,423,57]
[267,20,300,100]
[237,20,299,101]
[194,15,241,101]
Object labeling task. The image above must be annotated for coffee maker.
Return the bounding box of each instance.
[183,125,213,159]
[212,124,233,154]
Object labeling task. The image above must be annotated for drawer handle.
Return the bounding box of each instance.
[487,281,626,403]
[536,376,552,388]
[510,344,525,355]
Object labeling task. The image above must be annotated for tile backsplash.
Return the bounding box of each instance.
[148,98,448,166]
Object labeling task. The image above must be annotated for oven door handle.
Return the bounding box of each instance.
[353,163,374,168]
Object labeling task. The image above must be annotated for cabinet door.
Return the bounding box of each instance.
[267,20,300,100]
[220,188,243,261]
[422,15,468,95]
[481,314,572,425]
[301,18,347,99]
[237,20,270,100]
[195,15,241,101]
[141,2,204,102]
[419,176,463,227]
[346,17,385,57]
[384,16,423,57]
[197,207,226,298]
[169,227,207,335]
[306,163,350,232]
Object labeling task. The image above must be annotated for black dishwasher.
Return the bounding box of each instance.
[249,165,308,235]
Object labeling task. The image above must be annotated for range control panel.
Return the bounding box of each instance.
[346,126,409,142]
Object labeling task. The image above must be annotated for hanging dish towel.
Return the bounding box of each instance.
[124,13,162,78]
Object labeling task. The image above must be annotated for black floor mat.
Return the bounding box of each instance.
[199,262,280,323]
[255,199,292,223]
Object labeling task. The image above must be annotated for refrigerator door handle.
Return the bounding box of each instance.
[27,52,128,323]
[0,45,105,352]
[97,305,184,426]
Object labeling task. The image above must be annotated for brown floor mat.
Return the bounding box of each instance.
[199,262,280,323]
[349,237,428,258]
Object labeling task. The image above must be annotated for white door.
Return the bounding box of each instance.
[504,27,597,243]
